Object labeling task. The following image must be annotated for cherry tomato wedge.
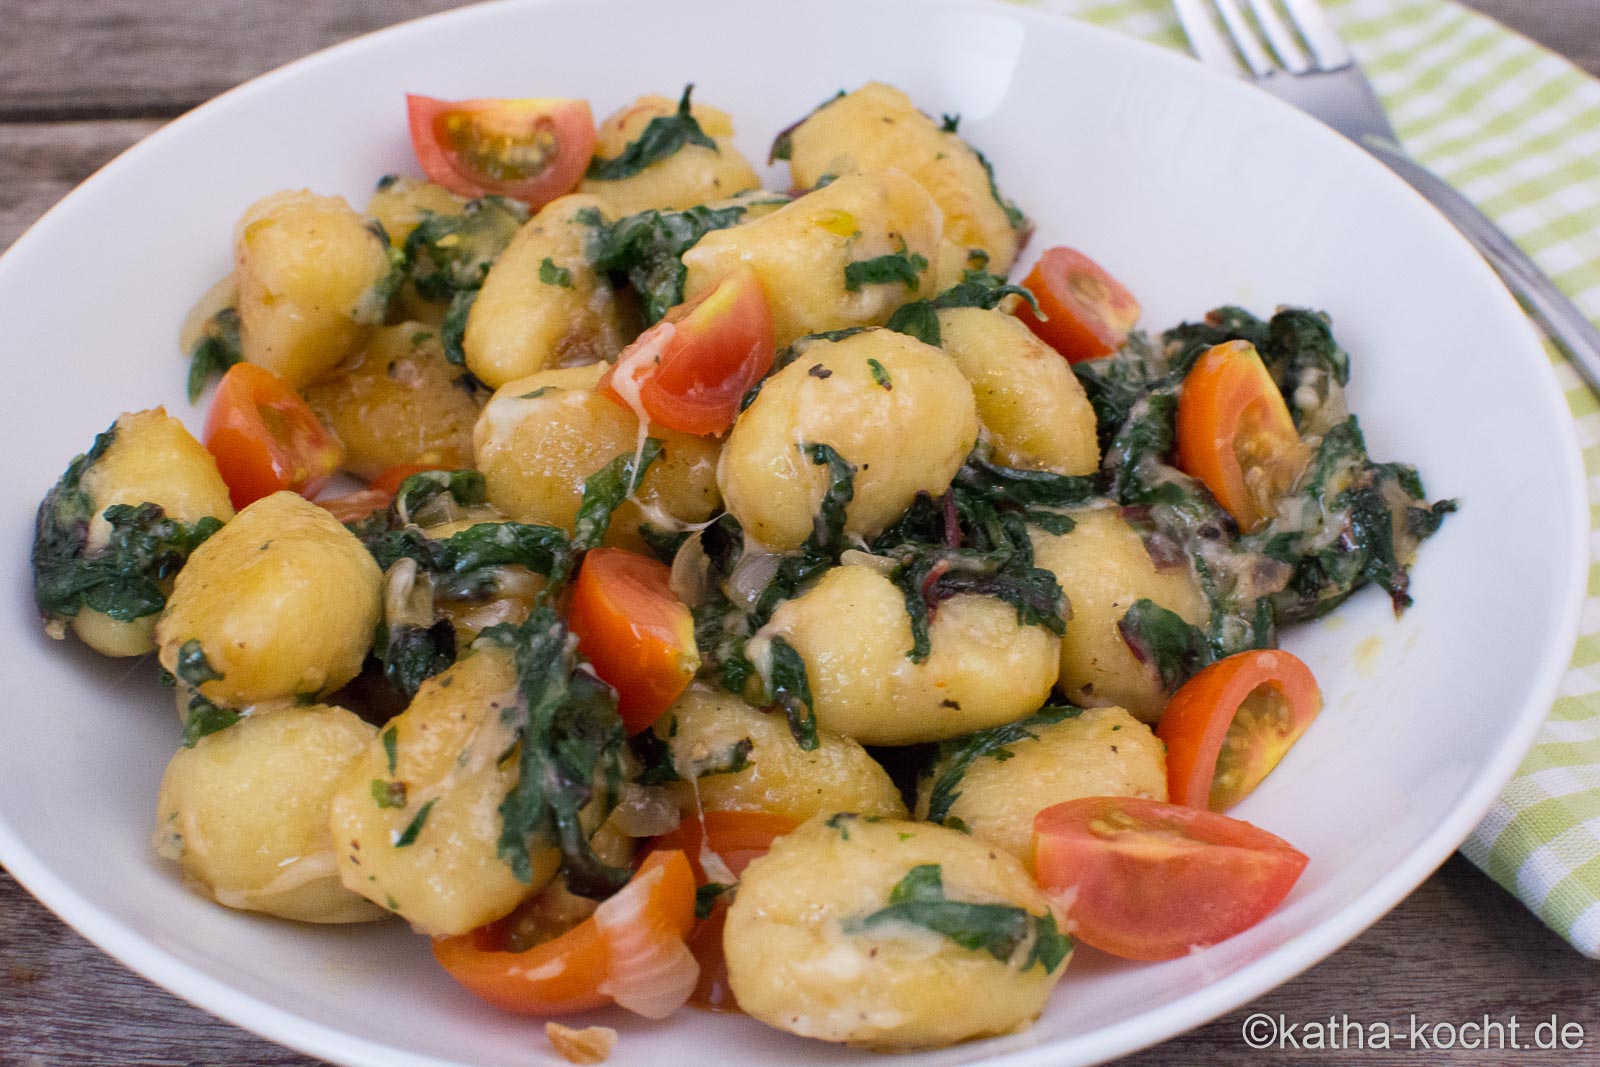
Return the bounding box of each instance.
[1176,340,1308,532]
[1033,797,1308,961]
[599,266,775,436]
[648,811,798,1013]
[406,95,596,206]
[568,548,699,734]
[1013,246,1141,363]
[1157,649,1322,811]
[203,362,345,509]
[316,463,446,524]
[432,849,698,1018]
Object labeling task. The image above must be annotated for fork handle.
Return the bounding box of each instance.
[1363,139,1600,394]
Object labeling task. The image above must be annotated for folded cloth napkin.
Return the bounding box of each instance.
[1022,0,1600,956]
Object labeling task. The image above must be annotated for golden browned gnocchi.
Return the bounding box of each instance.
[365,175,469,246]
[753,564,1060,744]
[653,687,906,823]
[725,815,1070,1048]
[303,322,483,479]
[463,194,630,388]
[328,646,560,935]
[937,307,1100,475]
[157,492,382,706]
[233,189,396,388]
[580,92,762,216]
[681,170,942,344]
[473,362,721,550]
[1031,508,1210,721]
[915,706,1167,866]
[36,408,235,657]
[784,82,1025,279]
[718,328,977,551]
[155,703,384,923]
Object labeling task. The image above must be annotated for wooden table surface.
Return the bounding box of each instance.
[3,1,1599,1064]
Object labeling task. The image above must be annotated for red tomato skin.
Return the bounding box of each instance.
[203,363,344,509]
[599,266,775,436]
[1157,649,1322,811]
[1033,797,1308,961]
[1013,246,1140,363]
[568,548,698,734]
[405,95,596,207]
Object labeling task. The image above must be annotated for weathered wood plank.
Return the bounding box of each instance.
[0,120,164,252]
[0,0,1594,122]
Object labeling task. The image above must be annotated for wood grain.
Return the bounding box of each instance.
[2,1,1599,1065]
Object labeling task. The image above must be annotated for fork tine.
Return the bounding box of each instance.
[1213,0,1278,78]
[1173,0,1246,76]
[1243,0,1313,74]
[1280,0,1355,70]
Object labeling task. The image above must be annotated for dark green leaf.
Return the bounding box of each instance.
[538,256,573,288]
[595,202,748,323]
[395,799,436,847]
[574,440,664,553]
[803,442,855,557]
[180,695,240,748]
[843,244,928,292]
[867,358,892,390]
[765,636,818,751]
[843,864,1069,972]
[382,726,399,776]
[1117,599,1211,692]
[175,639,223,688]
[923,707,1081,824]
[441,289,477,365]
[587,85,719,181]
[696,882,733,920]
[769,90,844,164]
[496,606,632,898]
[185,307,242,403]
[403,196,527,302]
[379,619,457,700]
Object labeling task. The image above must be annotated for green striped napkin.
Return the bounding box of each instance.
[1022,0,1600,956]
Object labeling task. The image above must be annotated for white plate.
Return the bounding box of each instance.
[0,0,1586,1064]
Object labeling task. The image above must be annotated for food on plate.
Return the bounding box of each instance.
[30,78,1456,1052]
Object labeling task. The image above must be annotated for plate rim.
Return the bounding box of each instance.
[0,0,1588,1064]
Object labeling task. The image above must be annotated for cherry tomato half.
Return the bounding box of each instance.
[1013,246,1141,363]
[1176,340,1308,532]
[1158,649,1322,811]
[568,548,699,735]
[599,265,775,437]
[203,362,344,509]
[1033,796,1308,961]
[406,95,596,206]
[432,850,697,1018]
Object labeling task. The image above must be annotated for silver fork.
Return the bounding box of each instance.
[1173,0,1600,392]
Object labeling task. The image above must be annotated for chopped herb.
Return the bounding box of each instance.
[180,694,240,748]
[382,727,399,776]
[492,606,632,897]
[867,358,892,390]
[587,85,718,181]
[370,779,408,809]
[573,439,664,554]
[884,256,1041,347]
[765,636,818,750]
[174,639,223,688]
[394,799,436,847]
[696,882,733,920]
[440,289,476,365]
[843,865,1070,972]
[518,386,553,400]
[185,307,242,402]
[825,812,856,839]
[385,894,400,911]
[940,113,961,133]
[843,241,928,293]
[923,707,1081,824]
[538,256,573,288]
